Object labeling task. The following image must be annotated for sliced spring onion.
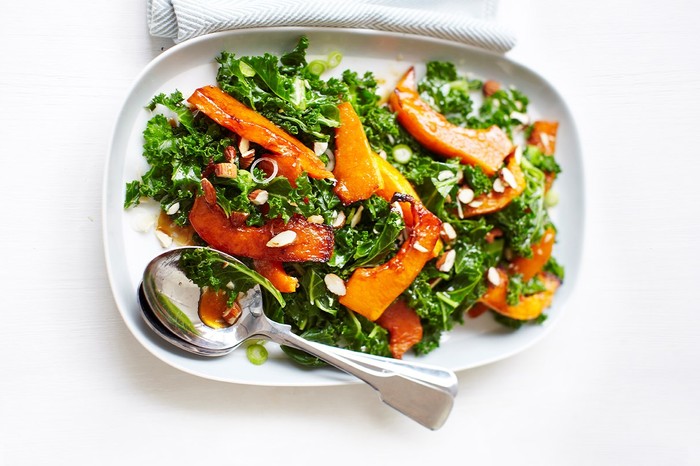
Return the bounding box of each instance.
[246,343,268,365]
[306,60,328,76]
[249,157,279,184]
[544,189,559,208]
[239,61,256,77]
[391,144,413,164]
[326,51,343,68]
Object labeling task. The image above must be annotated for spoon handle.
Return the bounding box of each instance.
[263,321,458,430]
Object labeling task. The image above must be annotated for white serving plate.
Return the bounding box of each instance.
[104,27,584,386]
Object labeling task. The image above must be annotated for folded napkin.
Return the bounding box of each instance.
[147,0,516,53]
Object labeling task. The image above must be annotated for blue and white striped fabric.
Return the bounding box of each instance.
[147,0,516,53]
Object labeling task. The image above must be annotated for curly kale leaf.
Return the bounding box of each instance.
[124,91,234,225]
[216,36,346,146]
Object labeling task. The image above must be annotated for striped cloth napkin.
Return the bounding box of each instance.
[147,0,516,53]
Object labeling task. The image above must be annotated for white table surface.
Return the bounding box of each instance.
[2,1,699,464]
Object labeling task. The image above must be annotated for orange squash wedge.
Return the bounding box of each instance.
[528,120,559,191]
[461,154,526,217]
[389,67,513,176]
[375,299,423,359]
[253,259,299,293]
[189,194,334,262]
[187,86,333,181]
[478,268,560,321]
[332,102,384,204]
[339,194,441,321]
[508,227,556,281]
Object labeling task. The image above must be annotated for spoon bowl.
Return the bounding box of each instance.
[139,247,458,430]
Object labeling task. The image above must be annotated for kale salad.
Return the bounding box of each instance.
[125,36,565,365]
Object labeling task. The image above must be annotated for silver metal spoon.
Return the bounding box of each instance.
[139,247,458,430]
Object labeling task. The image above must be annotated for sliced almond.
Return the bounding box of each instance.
[493,178,505,193]
[324,273,347,296]
[200,178,217,206]
[331,211,346,229]
[468,200,483,208]
[214,163,238,179]
[155,230,173,248]
[440,222,457,242]
[313,141,328,156]
[248,189,269,205]
[223,301,242,325]
[166,202,180,216]
[457,187,475,204]
[307,214,324,224]
[413,243,429,253]
[500,167,518,189]
[224,145,236,162]
[238,137,250,154]
[266,230,297,248]
[436,249,456,272]
[487,267,501,286]
[513,145,523,165]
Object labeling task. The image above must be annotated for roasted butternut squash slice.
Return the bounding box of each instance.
[376,299,423,359]
[479,268,560,321]
[508,227,556,281]
[189,195,333,262]
[373,153,418,224]
[253,259,299,293]
[389,67,513,176]
[187,86,333,181]
[528,120,558,156]
[528,120,559,191]
[333,102,384,204]
[461,154,526,217]
[339,194,441,321]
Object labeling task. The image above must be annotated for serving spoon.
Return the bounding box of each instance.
[139,247,458,430]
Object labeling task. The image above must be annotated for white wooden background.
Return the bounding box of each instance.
[1,0,699,464]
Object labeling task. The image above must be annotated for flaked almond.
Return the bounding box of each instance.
[248,189,268,205]
[331,211,346,229]
[483,80,501,97]
[214,163,238,179]
[493,178,505,193]
[487,267,501,286]
[457,187,475,204]
[513,145,523,165]
[155,230,173,248]
[350,205,364,228]
[377,149,388,160]
[202,178,217,205]
[468,200,483,208]
[500,167,518,189]
[266,230,297,248]
[440,222,457,242]
[413,243,429,253]
[166,202,180,216]
[313,141,328,156]
[224,145,236,162]
[229,211,249,227]
[223,301,242,325]
[307,214,324,224]
[436,249,456,272]
[324,273,346,296]
[238,137,250,154]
